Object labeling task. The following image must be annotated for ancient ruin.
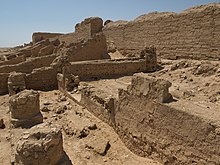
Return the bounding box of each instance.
[15,124,66,165]
[9,90,43,128]
[0,3,220,165]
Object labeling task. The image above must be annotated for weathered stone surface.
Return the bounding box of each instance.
[140,46,157,72]
[75,17,103,36]
[8,72,26,96]
[127,73,172,103]
[15,124,64,165]
[9,90,43,128]
[32,32,63,44]
[86,137,111,156]
[31,39,50,57]
[38,45,55,57]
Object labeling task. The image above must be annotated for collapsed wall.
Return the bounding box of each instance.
[32,32,63,44]
[57,33,108,62]
[76,73,220,164]
[68,58,146,80]
[103,3,220,60]
[58,17,103,44]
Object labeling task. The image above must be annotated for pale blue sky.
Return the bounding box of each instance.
[0,0,219,47]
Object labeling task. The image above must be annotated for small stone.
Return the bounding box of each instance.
[88,124,97,130]
[43,101,52,105]
[87,138,111,156]
[103,158,108,162]
[41,106,50,112]
[60,96,67,102]
[56,105,67,114]
[78,129,89,139]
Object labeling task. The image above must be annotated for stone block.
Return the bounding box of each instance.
[9,90,43,128]
[15,124,65,165]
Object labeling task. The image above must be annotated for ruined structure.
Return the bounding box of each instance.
[0,3,220,165]
[15,124,65,165]
[103,3,220,60]
[77,73,220,164]
[9,90,43,128]
[32,32,63,44]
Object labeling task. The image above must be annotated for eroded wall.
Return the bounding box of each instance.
[78,74,220,164]
[26,67,57,91]
[58,34,108,62]
[103,3,220,60]
[32,32,63,44]
[0,55,56,74]
[0,55,26,66]
[58,17,103,45]
[68,58,146,79]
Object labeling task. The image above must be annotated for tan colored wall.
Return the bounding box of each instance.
[26,67,57,91]
[67,34,108,62]
[0,54,56,74]
[103,3,220,60]
[115,93,220,164]
[0,55,26,67]
[58,17,103,45]
[32,32,63,44]
[68,58,146,80]
[7,58,146,93]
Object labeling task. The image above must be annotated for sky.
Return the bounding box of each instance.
[0,0,219,47]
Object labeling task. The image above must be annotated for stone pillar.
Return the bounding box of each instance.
[8,72,26,96]
[15,124,65,165]
[9,90,43,128]
[140,46,157,72]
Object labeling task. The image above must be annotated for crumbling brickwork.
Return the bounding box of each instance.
[103,3,220,60]
[78,73,220,164]
[32,32,63,44]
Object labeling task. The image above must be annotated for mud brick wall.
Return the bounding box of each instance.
[103,4,220,60]
[58,17,103,45]
[68,58,146,80]
[0,55,26,67]
[26,67,58,91]
[116,92,220,164]
[0,54,56,74]
[68,34,108,62]
[32,32,63,44]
